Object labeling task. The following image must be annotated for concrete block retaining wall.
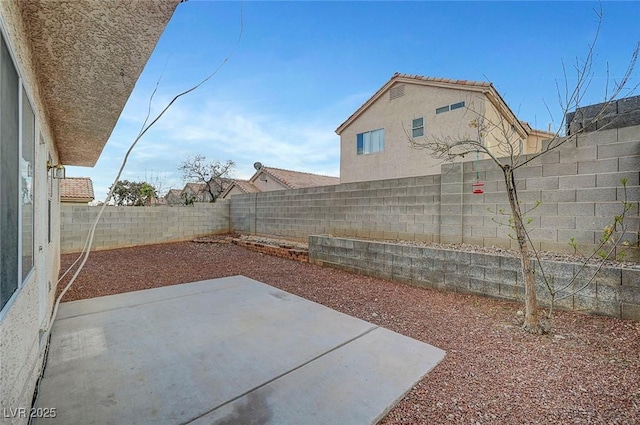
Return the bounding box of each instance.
[308,235,640,320]
[230,125,640,261]
[60,202,229,253]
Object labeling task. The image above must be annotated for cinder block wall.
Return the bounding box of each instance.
[230,125,639,261]
[231,175,442,242]
[567,95,640,134]
[455,125,640,258]
[309,235,640,320]
[60,202,230,253]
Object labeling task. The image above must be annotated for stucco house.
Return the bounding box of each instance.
[59,177,95,204]
[220,166,340,199]
[164,188,184,205]
[0,1,179,422]
[181,182,210,203]
[180,178,233,203]
[336,73,554,183]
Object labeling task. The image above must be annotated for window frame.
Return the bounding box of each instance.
[436,101,466,115]
[0,27,37,315]
[411,117,424,138]
[21,86,35,283]
[356,128,385,156]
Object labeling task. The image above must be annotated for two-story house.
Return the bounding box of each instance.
[336,73,553,183]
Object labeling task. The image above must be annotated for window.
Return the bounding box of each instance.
[1,31,35,312]
[436,101,466,114]
[411,117,424,137]
[1,34,20,311]
[356,128,384,155]
[21,88,35,281]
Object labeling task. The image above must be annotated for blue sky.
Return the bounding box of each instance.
[67,1,640,201]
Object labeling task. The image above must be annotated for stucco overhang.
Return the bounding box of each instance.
[19,0,180,166]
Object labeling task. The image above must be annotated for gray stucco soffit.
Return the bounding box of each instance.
[20,0,180,166]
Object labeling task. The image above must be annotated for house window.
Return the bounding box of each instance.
[21,88,35,281]
[0,31,35,312]
[1,34,21,311]
[436,101,466,114]
[356,128,384,155]
[411,117,424,137]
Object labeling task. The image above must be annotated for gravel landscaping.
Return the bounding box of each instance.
[58,238,640,424]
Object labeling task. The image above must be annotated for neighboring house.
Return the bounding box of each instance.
[220,166,340,199]
[180,178,233,203]
[336,73,554,183]
[221,179,261,198]
[181,182,211,203]
[207,176,234,200]
[0,1,179,422]
[164,188,184,205]
[147,196,167,206]
[59,177,95,204]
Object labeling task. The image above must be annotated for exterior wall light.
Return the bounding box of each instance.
[46,160,66,179]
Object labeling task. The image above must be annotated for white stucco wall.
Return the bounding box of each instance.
[0,3,61,423]
[251,170,289,192]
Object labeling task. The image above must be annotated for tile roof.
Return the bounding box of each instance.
[260,167,340,189]
[59,177,94,201]
[183,182,207,193]
[234,180,261,193]
[392,73,492,88]
[164,189,183,200]
[166,189,182,197]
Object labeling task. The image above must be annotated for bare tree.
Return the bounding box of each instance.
[179,155,235,202]
[142,170,172,198]
[409,10,638,334]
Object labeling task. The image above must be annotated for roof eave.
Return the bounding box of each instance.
[19,0,180,166]
[484,86,529,139]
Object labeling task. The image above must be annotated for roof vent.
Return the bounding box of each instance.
[389,84,405,100]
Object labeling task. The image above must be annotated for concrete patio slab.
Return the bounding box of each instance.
[33,276,445,425]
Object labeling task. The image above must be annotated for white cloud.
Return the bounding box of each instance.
[149,98,342,177]
[67,93,352,200]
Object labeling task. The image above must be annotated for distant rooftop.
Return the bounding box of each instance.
[232,180,261,194]
[260,166,340,189]
[60,177,94,202]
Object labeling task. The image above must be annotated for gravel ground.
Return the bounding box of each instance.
[58,239,640,424]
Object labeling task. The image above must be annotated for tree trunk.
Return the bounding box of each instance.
[503,166,543,333]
